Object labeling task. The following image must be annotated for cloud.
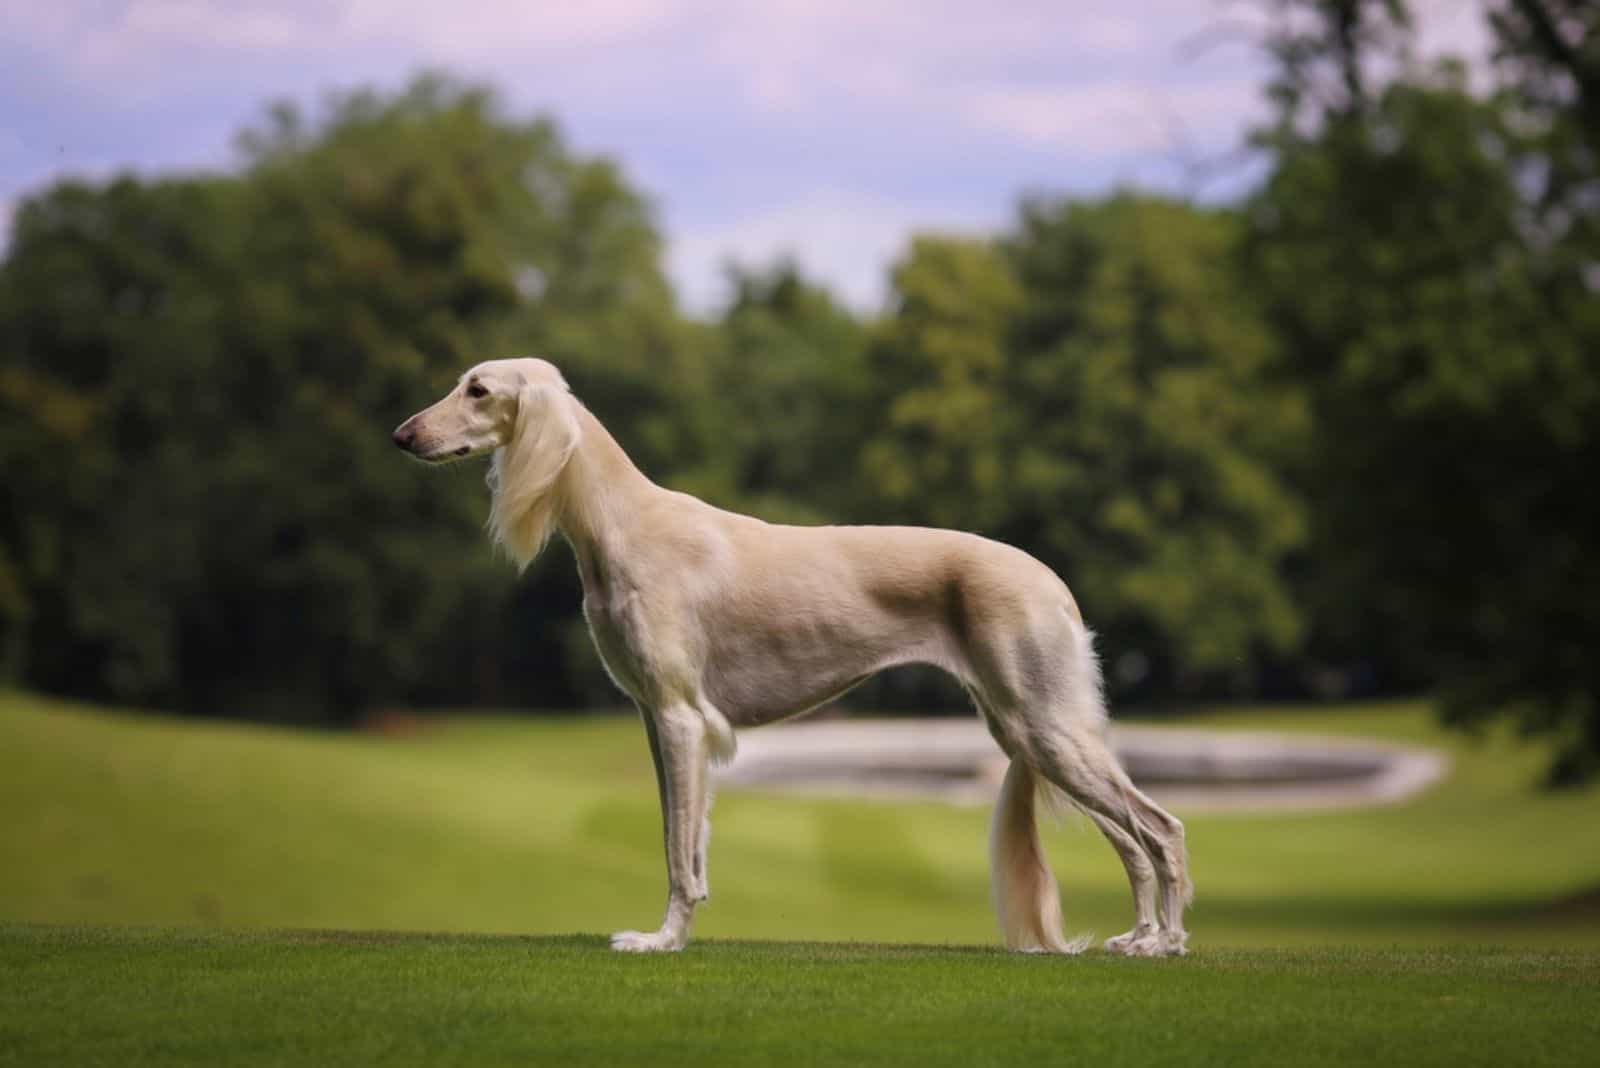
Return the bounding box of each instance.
[1413,0,1495,90]
[667,189,996,314]
[121,1,312,50]
[961,78,1263,156]
[1,1,1495,306]
[3,0,677,58]
[693,0,1170,124]
[338,0,677,55]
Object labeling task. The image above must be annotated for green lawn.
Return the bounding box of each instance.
[3,927,1597,1067]
[4,692,1599,1065]
[3,691,1598,947]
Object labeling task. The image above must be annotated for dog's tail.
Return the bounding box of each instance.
[990,758,1091,954]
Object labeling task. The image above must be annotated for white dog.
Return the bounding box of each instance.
[395,357,1191,955]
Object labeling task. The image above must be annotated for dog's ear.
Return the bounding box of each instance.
[486,377,582,570]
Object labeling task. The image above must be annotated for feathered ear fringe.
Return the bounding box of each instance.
[486,381,582,571]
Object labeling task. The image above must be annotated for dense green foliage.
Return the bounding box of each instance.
[0,78,696,718]
[4,929,1596,1068]
[1247,0,1600,778]
[1,1,1597,774]
[0,81,1308,717]
[6,691,1600,947]
[861,207,1307,695]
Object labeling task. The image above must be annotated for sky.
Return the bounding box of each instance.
[1,1,1489,314]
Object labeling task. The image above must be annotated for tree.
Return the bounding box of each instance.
[0,176,255,704]
[235,75,694,715]
[863,202,1308,699]
[1249,2,1600,781]
[0,75,694,719]
[862,237,1022,533]
[689,261,872,523]
[1003,197,1308,694]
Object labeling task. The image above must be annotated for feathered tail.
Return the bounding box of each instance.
[989,758,1091,954]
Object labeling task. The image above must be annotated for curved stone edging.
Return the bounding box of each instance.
[715,718,1450,812]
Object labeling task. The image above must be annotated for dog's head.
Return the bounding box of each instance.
[395,357,582,568]
[392,357,568,463]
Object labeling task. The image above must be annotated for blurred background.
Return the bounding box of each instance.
[2,0,1598,947]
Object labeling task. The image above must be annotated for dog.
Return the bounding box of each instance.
[394,357,1191,955]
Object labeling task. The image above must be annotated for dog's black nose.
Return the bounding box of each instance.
[393,425,415,450]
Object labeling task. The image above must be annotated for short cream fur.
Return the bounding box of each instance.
[395,357,1192,955]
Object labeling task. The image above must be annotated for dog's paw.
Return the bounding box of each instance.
[609,929,686,953]
[1159,929,1189,957]
[1100,920,1164,952]
[1103,926,1159,956]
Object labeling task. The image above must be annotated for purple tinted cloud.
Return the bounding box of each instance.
[0,1,1488,311]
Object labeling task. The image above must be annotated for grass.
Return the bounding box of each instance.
[3,692,1600,1064]
[4,691,1599,947]
[4,927,1599,1067]
[5,927,1600,1067]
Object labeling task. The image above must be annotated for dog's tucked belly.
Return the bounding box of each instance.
[700,615,949,728]
[705,659,886,727]
[693,525,1043,726]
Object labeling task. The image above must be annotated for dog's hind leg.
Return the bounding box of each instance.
[1029,729,1191,956]
[1083,808,1161,955]
[612,701,711,953]
[1003,616,1191,956]
[1127,784,1192,955]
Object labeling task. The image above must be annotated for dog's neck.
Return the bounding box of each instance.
[554,404,661,581]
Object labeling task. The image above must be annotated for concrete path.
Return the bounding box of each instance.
[716,717,1449,813]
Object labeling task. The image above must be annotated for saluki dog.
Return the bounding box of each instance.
[394,357,1191,955]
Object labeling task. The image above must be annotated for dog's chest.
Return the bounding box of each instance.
[579,563,664,704]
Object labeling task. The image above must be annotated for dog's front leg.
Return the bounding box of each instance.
[611,702,709,953]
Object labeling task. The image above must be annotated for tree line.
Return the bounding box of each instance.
[2,1,1596,780]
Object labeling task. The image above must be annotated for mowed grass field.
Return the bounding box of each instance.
[6,928,1597,1067]
[4,692,1600,1065]
[5,692,1599,945]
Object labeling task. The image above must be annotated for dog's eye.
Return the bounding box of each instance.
[466,383,488,399]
